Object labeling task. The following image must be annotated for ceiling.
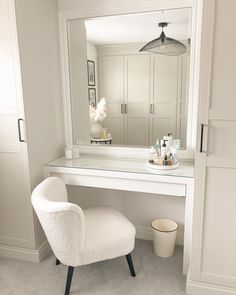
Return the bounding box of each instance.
[85,8,192,45]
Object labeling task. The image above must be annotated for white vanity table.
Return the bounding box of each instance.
[44,155,194,274]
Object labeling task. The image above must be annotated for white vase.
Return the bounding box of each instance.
[90,121,103,139]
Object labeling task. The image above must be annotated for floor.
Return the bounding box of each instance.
[0,240,186,295]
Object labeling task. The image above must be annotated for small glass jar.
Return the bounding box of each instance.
[72,145,80,159]
[101,128,107,139]
[65,146,73,160]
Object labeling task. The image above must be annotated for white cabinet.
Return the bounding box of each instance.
[125,55,150,146]
[99,56,125,144]
[150,53,189,147]
[149,54,179,144]
[99,54,150,146]
[98,46,189,147]
[0,0,63,261]
[0,0,35,251]
[187,0,236,294]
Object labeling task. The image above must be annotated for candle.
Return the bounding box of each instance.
[65,146,73,160]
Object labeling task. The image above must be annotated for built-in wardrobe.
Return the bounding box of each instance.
[0,0,63,260]
[187,0,236,294]
[97,44,189,147]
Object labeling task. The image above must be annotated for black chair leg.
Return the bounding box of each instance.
[64,266,74,295]
[126,253,136,277]
[56,258,61,265]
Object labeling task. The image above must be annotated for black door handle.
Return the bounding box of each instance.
[17,119,25,142]
[200,123,208,153]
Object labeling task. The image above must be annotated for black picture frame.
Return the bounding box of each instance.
[88,88,96,107]
[87,60,95,86]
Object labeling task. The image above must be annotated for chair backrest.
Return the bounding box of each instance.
[31,177,85,266]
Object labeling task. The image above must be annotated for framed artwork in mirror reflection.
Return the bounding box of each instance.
[87,60,95,86]
[88,88,96,107]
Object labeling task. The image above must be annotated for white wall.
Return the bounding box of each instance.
[68,186,185,245]
[15,0,65,247]
[59,0,187,245]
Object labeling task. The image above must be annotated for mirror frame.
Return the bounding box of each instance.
[58,0,202,160]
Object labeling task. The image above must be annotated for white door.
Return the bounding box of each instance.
[0,0,35,248]
[125,55,150,146]
[149,55,179,145]
[178,52,190,149]
[98,56,124,144]
[189,0,236,289]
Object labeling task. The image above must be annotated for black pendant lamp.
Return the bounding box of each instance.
[139,22,186,56]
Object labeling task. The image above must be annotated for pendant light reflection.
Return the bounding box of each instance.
[139,22,186,56]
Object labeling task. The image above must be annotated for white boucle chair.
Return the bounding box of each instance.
[31,177,136,295]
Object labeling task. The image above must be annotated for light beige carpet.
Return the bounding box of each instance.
[0,240,186,295]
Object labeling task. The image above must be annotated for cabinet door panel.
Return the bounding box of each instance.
[127,55,150,102]
[150,118,176,145]
[153,55,178,101]
[106,102,122,117]
[0,0,17,109]
[0,153,33,247]
[99,56,124,144]
[0,116,19,145]
[208,121,236,159]
[150,55,179,146]
[154,103,176,117]
[201,168,236,287]
[103,118,123,145]
[99,56,123,100]
[125,55,150,145]
[126,118,148,146]
[0,0,35,249]
[126,103,149,117]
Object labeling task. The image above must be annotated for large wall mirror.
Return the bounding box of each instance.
[62,5,197,155]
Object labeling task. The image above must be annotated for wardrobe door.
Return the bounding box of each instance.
[0,0,35,248]
[98,56,124,144]
[178,53,190,149]
[189,0,236,289]
[149,55,179,145]
[125,55,150,146]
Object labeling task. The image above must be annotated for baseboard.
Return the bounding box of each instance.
[38,240,52,261]
[0,228,182,262]
[0,240,51,262]
[187,279,236,295]
[136,226,184,246]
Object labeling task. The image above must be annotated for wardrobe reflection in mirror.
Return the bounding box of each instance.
[67,8,191,149]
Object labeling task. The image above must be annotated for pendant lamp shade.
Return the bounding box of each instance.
[139,22,186,56]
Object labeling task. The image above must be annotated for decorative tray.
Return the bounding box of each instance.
[147,162,179,170]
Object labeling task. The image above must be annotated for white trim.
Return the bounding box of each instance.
[187,279,236,295]
[209,109,236,121]
[58,0,201,159]
[0,241,51,263]
[189,0,215,282]
[79,143,195,160]
[38,241,51,261]
[58,13,73,146]
[206,156,236,169]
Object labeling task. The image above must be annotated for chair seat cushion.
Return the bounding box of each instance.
[80,207,136,265]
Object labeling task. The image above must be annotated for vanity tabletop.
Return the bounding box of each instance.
[45,155,194,179]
